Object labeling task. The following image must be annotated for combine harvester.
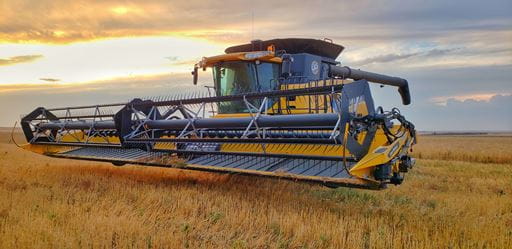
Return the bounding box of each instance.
[19,38,416,189]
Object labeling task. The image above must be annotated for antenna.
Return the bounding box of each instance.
[251,11,254,40]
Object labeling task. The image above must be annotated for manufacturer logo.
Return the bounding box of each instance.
[311,60,320,75]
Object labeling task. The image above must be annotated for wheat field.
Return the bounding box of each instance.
[0,131,511,249]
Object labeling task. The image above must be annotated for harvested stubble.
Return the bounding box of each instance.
[0,132,511,248]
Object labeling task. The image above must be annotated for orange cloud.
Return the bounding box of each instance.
[431,93,512,105]
[0,55,43,66]
[0,0,253,44]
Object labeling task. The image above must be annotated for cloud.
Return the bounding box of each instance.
[0,36,222,86]
[347,48,464,67]
[39,78,60,82]
[0,55,43,66]
[352,52,421,66]
[444,94,512,109]
[0,1,509,73]
[349,48,478,66]
[0,0,510,44]
[365,63,512,131]
[0,0,251,44]
[0,72,201,95]
[430,92,511,105]
[410,94,512,131]
[165,56,179,61]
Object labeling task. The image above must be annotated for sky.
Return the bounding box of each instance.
[0,0,511,131]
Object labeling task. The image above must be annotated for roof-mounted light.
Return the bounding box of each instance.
[244,51,273,60]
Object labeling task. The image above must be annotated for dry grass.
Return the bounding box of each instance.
[412,134,512,164]
[0,132,511,248]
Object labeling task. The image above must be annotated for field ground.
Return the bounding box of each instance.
[0,131,511,248]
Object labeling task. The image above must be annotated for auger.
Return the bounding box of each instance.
[19,38,416,189]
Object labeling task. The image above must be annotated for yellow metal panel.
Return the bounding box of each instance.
[271,79,354,115]
[200,52,282,68]
[349,128,411,178]
[213,113,252,118]
[220,143,355,158]
[21,143,76,155]
[60,131,120,144]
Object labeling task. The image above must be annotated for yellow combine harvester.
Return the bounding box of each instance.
[19,38,416,189]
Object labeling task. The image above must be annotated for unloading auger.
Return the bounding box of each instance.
[19,38,416,189]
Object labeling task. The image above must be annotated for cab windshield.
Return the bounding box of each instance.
[213,61,279,113]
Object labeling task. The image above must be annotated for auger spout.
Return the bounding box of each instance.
[329,66,411,105]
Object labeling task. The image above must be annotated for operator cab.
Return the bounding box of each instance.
[192,38,345,114]
[213,61,280,113]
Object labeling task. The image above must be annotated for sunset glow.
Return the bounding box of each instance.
[111,6,130,15]
[0,36,223,86]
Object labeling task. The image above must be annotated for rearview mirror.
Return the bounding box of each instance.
[192,65,198,85]
[281,54,293,78]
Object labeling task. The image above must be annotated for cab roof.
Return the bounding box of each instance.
[225,38,344,59]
